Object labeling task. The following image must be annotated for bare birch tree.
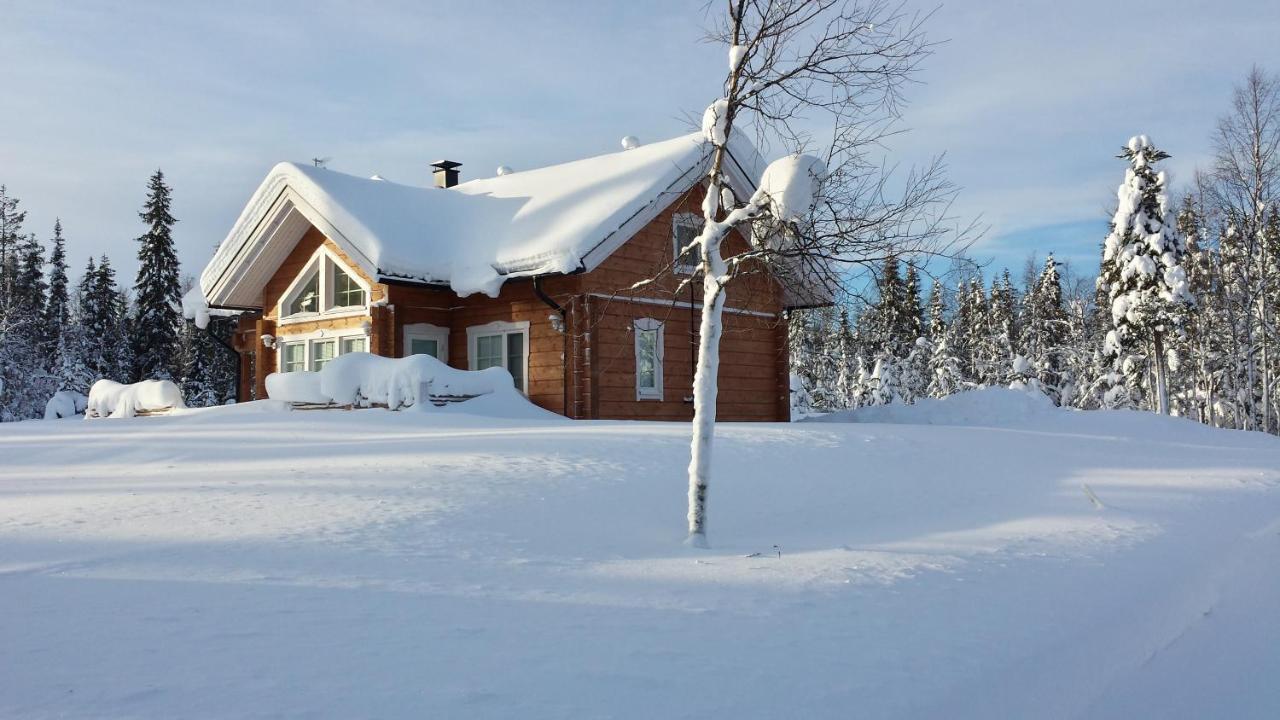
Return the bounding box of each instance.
[675,0,969,546]
[1208,66,1280,433]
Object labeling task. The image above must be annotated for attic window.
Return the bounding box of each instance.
[672,213,702,274]
[333,267,365,307]
[288,267,320,315]
[279,248,371,322]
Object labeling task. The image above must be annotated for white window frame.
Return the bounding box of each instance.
[466,320,530,394]
[402,323,449,363]
[280,341,307,373]
[633,317,664,401]
[275,328,370,372]
[672,213,703,275]
[277,246,372,326]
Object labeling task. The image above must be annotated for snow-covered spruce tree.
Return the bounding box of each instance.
[904,264,925,345]
[1021,255,1068,402]
[1098,136,1194,416]
[674,0,955,545]
[45,220,71,362]
[0,191,55,421]
[131,169,182,382]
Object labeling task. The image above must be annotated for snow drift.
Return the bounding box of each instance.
[265,352,521,410]
[806,386,1061,428]
[43,390,88,420]
[86,379,186,419]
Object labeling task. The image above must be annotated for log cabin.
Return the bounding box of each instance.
[190,133,824,421]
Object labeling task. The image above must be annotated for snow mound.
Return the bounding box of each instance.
[43,390,88,420]
[265,352,527,413]
[86,379,187,419]
[264,372,330,404]
[808,387,1057,428]
[753,154,826,223]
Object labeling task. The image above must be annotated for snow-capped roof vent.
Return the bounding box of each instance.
[431,160,462,188]
[496,165,513,176]
[621,135,640,151]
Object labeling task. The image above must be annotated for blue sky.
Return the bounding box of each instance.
[1,0,1277,287]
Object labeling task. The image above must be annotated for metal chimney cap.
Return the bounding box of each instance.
[430,160,462,170]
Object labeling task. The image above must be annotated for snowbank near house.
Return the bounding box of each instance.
[85,379,186,419]
[265,352,530,412]
[264,371,330,404]
[43,390,88,420]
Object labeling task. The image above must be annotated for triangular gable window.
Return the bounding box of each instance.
[332,266,366,308]
[286,263,321,315]
[280,249,370,321]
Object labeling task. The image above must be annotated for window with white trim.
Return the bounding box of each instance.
[672,213,703,274]
[279,247,371,322]
[276,331,368,372]
[634,318,664,400]
[310,339,336,371]
[467,321,529,393]
[332,266,366,307]
[281,342,306,373]
[403,323,449,362]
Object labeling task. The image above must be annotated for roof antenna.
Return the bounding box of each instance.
[312,156,331,168]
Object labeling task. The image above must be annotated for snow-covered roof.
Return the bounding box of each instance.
[199,132,767,305]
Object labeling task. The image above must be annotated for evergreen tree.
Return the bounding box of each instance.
[45,219,71,350]
[130,169,182,381]
[1098,136,1194,415]
[1022,255,1069,402]
[903,264,924,343]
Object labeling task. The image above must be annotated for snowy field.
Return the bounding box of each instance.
[2,390,1280,719]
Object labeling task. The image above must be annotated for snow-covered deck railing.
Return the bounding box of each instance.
[264,353,520,410]
[86,379,187,419]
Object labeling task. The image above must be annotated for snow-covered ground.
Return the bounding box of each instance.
[2,390,1279,719]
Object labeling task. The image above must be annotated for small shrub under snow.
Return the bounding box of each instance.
[86,379,187,419]
[43,390,88,420]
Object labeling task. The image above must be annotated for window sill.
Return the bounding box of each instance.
[278,308,369,327]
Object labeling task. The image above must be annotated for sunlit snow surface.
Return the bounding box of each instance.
[2,390,1279,718]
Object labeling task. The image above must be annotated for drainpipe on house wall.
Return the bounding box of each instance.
[202,322,241,405]
[532,276,570,418]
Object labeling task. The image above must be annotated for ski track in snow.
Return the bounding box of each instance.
[1,398,1279,718]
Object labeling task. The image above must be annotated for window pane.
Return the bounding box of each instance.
[282,343,306,373]
[637,330,657,389]
[673,217,702,267]
[311,340,336,371]
[506,332,525,392]
[340,336,366,354]
[409,338,438,358]
[476,335,504,371]
[333,267,365,307]
[289,272,320,315]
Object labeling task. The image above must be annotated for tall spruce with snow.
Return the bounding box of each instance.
[45,220,71,358]
[130,170,182,382]
[1022,256,1069,402]
[1098,136,1194,415]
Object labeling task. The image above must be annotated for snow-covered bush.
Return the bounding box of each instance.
[43,390,88,420]
[86,379,186,419]
[264,372,330,404]
[265,352,519,410]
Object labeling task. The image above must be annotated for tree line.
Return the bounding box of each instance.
[790,67,1280,435]
[0,171,236,421]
